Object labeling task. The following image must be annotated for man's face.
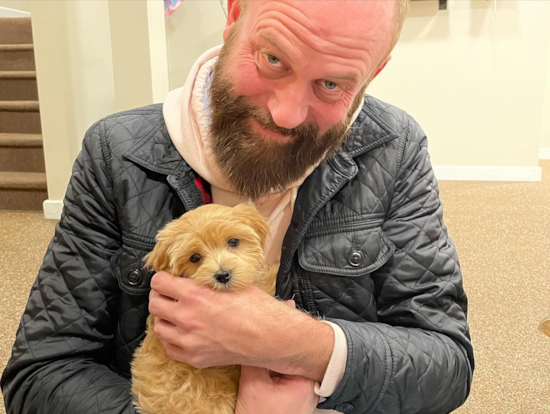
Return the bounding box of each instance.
[209,0,396,200]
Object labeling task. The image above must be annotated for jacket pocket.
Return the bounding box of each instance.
[110,237,156,296]
[299,224,395,277]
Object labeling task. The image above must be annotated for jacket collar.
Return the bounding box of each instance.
[123,121,187,177]
[344,97,400,158]
[122,120,204,212]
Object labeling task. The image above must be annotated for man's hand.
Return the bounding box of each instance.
[148,271,334,380]
[235,366,319,414]
[235,300,319,414]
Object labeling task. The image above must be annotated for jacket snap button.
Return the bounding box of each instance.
[348,250,363,267]
[335,402,354,412]
[127,269,142,286]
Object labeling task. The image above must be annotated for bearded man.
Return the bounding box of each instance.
[1,0,474,413]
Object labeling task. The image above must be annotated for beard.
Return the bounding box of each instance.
[208,41,364,201]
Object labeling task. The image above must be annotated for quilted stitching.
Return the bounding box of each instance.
[303,99,472,413]
[2,118,135,413]
[1,98,473,414]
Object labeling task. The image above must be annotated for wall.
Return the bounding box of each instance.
[0,0,31,12]
[107,0,169,112]
[165,0,226,89]
[30,0,168,218]
[368,0,550,169]
[31,0,116,206]
[64,0,117,159]
[542,38,550,151]
[166,0,550,174]
[108,0,151,112]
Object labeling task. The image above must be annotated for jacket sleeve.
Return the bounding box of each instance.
[317,116,474,414]
[1,121,137,414]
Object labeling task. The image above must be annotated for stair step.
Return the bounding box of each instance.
[0,44,33,51]
[0,17,33,45]
[0,172,46,190]
[0,100,39,111]
[0,71,38,101]
[0,44,35,71]
[0,101,41,134]
[0,146,45,173]
[0,71,36,79]
[0,189,47,210]
[0,133,42,147]
[0,134,44,173]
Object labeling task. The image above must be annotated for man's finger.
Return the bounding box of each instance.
[164,341,188,363]
[240,365,271,384]
[150,271,194,300]
[148,290,180,325]
[276,374,316,390]
[153,317,180,344]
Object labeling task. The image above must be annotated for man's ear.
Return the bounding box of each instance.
[223,0,242,41]
[372,55,392,81]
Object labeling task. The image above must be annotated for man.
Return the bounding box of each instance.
[1,0,474,413]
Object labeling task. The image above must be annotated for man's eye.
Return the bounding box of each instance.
[265,53,281,66]
[324,81,338,90]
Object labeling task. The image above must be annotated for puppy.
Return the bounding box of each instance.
[131,203,278,414]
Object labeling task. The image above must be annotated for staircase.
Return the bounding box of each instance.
[0,16,47,210]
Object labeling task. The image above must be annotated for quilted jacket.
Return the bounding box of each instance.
[1,96,474,414]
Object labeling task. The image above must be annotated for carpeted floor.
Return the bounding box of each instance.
[0,161,549,413]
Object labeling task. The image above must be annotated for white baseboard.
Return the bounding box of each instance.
[540,148,550,160]
[433,166,542,182]
[43,199,63,220]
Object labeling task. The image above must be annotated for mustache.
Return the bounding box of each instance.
[238,99,319,139]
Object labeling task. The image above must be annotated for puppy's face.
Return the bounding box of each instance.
[144,203,269,291]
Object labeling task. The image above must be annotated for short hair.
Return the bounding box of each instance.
[392,0,410,51]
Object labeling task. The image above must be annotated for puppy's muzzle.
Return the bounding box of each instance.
[214,269,232,284]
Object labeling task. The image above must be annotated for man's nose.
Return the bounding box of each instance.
[266,86,309,130]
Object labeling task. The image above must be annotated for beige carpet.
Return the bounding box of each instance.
[1,162,549,413]
[443,161,550,413]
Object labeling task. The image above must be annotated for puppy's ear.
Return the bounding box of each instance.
[143,220,184,272]
[233,203,270,247]
[144,237,171,273]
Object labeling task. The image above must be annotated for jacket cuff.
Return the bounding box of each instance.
[315,321,348,401]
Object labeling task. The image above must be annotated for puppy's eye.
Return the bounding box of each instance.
[227,238,240,248]
[189,254,201,263]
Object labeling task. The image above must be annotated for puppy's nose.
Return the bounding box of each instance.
[214,269,232,284]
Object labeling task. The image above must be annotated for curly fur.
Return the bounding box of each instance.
[131,203,278,414]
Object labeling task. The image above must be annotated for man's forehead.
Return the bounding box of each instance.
[244,0,396,59]
[244,0,396,36]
